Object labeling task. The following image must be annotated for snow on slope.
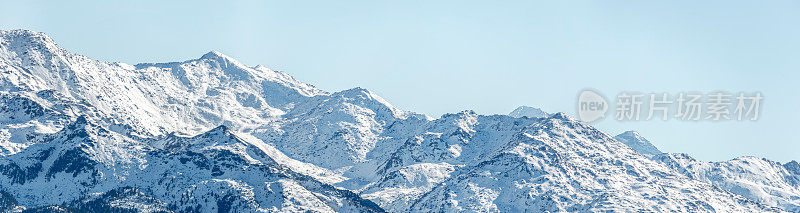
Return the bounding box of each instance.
[608,132,800,212]
[0,92,69,155]
[0,116,384,212]
[0,29,324,136]
[654,153,800,212]
[0,29,797,212]
[0,115,148,206]
[254,87,428,171]
[409,114,771,212]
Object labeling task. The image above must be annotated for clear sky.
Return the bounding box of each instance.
[2,0,798,163]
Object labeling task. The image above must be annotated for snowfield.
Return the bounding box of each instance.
[0,29,797,212]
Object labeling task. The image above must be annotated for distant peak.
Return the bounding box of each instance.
[441,110,478,119]
[336,87,399,105]
[200,50,230,60]
[509,106,548,118]
[340,87,371,95]
[0,29,59,50]
[615,131,647,143]
[195,50,258,78]
[1,29,47,37]
[459,110,478,115]
[618,130,642,138]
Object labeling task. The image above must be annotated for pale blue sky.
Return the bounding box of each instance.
[2,0,798,162]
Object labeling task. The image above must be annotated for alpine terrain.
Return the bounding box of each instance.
[0,29,797,212]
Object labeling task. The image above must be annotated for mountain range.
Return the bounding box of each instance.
[0,29,797,212]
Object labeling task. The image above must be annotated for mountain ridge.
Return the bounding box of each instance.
[0,29,797,212]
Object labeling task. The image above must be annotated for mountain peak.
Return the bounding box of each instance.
[200,50,229,60]
[210,124,229,132]
[618,130,642,138]
[0,29,49,39]
[509,106,548,118]
[198,50,242,65]
[0,29,60,54]
[614,131,663,156]
[784,160,800,176]
[203,125,231,136]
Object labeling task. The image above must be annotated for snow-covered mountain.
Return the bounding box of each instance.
[409,114,770,212]
[609,131,800,212]
[653,154,800,212]
[0,29,797,212]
